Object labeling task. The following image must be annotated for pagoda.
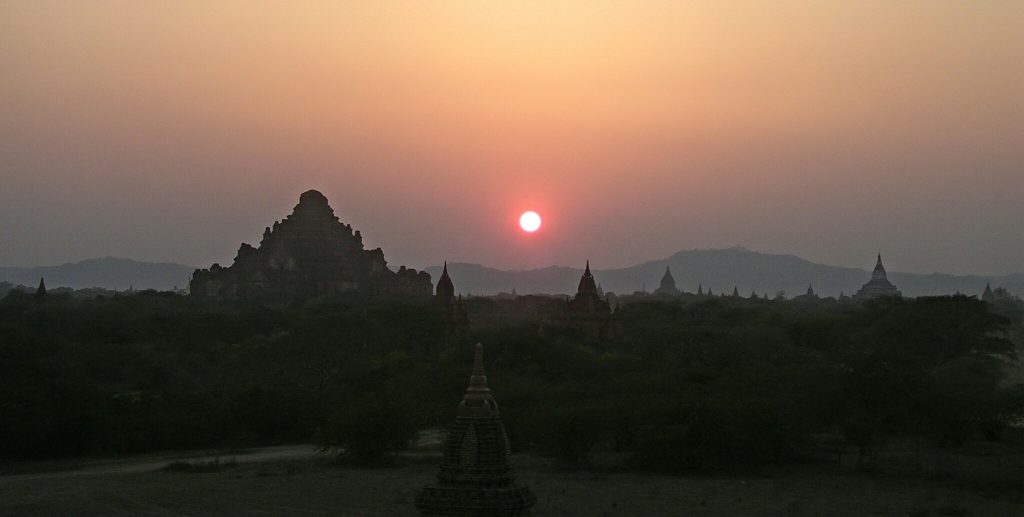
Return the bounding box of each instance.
[854,254,902,300]
[565,261,613,338]
[653,266,680,296]
[416,344,536,516]
[436,262,468,328]
[981,283,996,303]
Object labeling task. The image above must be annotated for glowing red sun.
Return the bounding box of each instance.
[519,211,541,233]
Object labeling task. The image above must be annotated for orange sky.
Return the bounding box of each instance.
[1,1,1022,274]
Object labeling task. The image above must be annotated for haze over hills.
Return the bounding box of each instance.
[2,249,1020,298]
[425,248,1024,299]
[0,257,195,291]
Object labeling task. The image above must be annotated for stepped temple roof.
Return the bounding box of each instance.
[189,190,431,300]
[854,254,902,300]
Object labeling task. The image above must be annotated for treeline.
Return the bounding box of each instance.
[0,289,1021,470]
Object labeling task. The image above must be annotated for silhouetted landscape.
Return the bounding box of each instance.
[1,191,1022,516]
[5,248,1021,299]
[3,2,1022,516]
[424,250,1024,298]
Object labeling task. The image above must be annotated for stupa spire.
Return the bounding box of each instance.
[576,260,598,296]
[436,261,455,301]
[982,282,996,302]
[468,343,488,392]
[856,252,901,300]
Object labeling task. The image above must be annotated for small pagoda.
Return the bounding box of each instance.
[415,344,536,516]
[653,266,680,296]
[855,254,902,300]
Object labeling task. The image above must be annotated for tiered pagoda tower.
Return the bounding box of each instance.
[653,266,680,296]
[854,254,902,300]
[416,344,536,516]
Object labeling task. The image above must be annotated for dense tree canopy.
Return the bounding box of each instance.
[1,290,1020,469]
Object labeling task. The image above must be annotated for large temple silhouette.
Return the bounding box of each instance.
[190,190,432,300]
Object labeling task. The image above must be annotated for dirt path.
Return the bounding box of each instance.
[0,444,319,484]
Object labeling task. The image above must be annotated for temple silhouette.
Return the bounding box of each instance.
[855,254,902,300]
[436,262,469,328]
[564,261,613,339]
[653,266,679,296]
[190,190,432,300]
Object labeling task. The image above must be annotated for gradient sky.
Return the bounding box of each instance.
[1,1,1022,275]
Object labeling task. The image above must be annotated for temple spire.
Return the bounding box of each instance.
[35,278,47,299]
[436,260,455,301]
[655,266,679,296]
[576,260,598,296]
[982,282,996,302]
[856,252,901,299]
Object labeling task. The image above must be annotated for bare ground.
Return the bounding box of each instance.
[0,447,1021,516]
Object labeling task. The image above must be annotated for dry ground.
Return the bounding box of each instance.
[1,446,1021,516]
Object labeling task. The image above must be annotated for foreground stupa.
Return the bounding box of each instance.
[415,344,536,516]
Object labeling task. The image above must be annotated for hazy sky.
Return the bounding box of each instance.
[1,1,1022,275]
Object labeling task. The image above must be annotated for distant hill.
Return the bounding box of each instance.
[5,250,1020,298]
[0,257,195,291]
[425,248,1024,299]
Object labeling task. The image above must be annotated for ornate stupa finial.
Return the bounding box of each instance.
[458,343,497,417]
[470,343,487,387]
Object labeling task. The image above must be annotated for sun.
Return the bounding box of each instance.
[519,211,542,233]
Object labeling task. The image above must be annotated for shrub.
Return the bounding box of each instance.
[316,392,417,466]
